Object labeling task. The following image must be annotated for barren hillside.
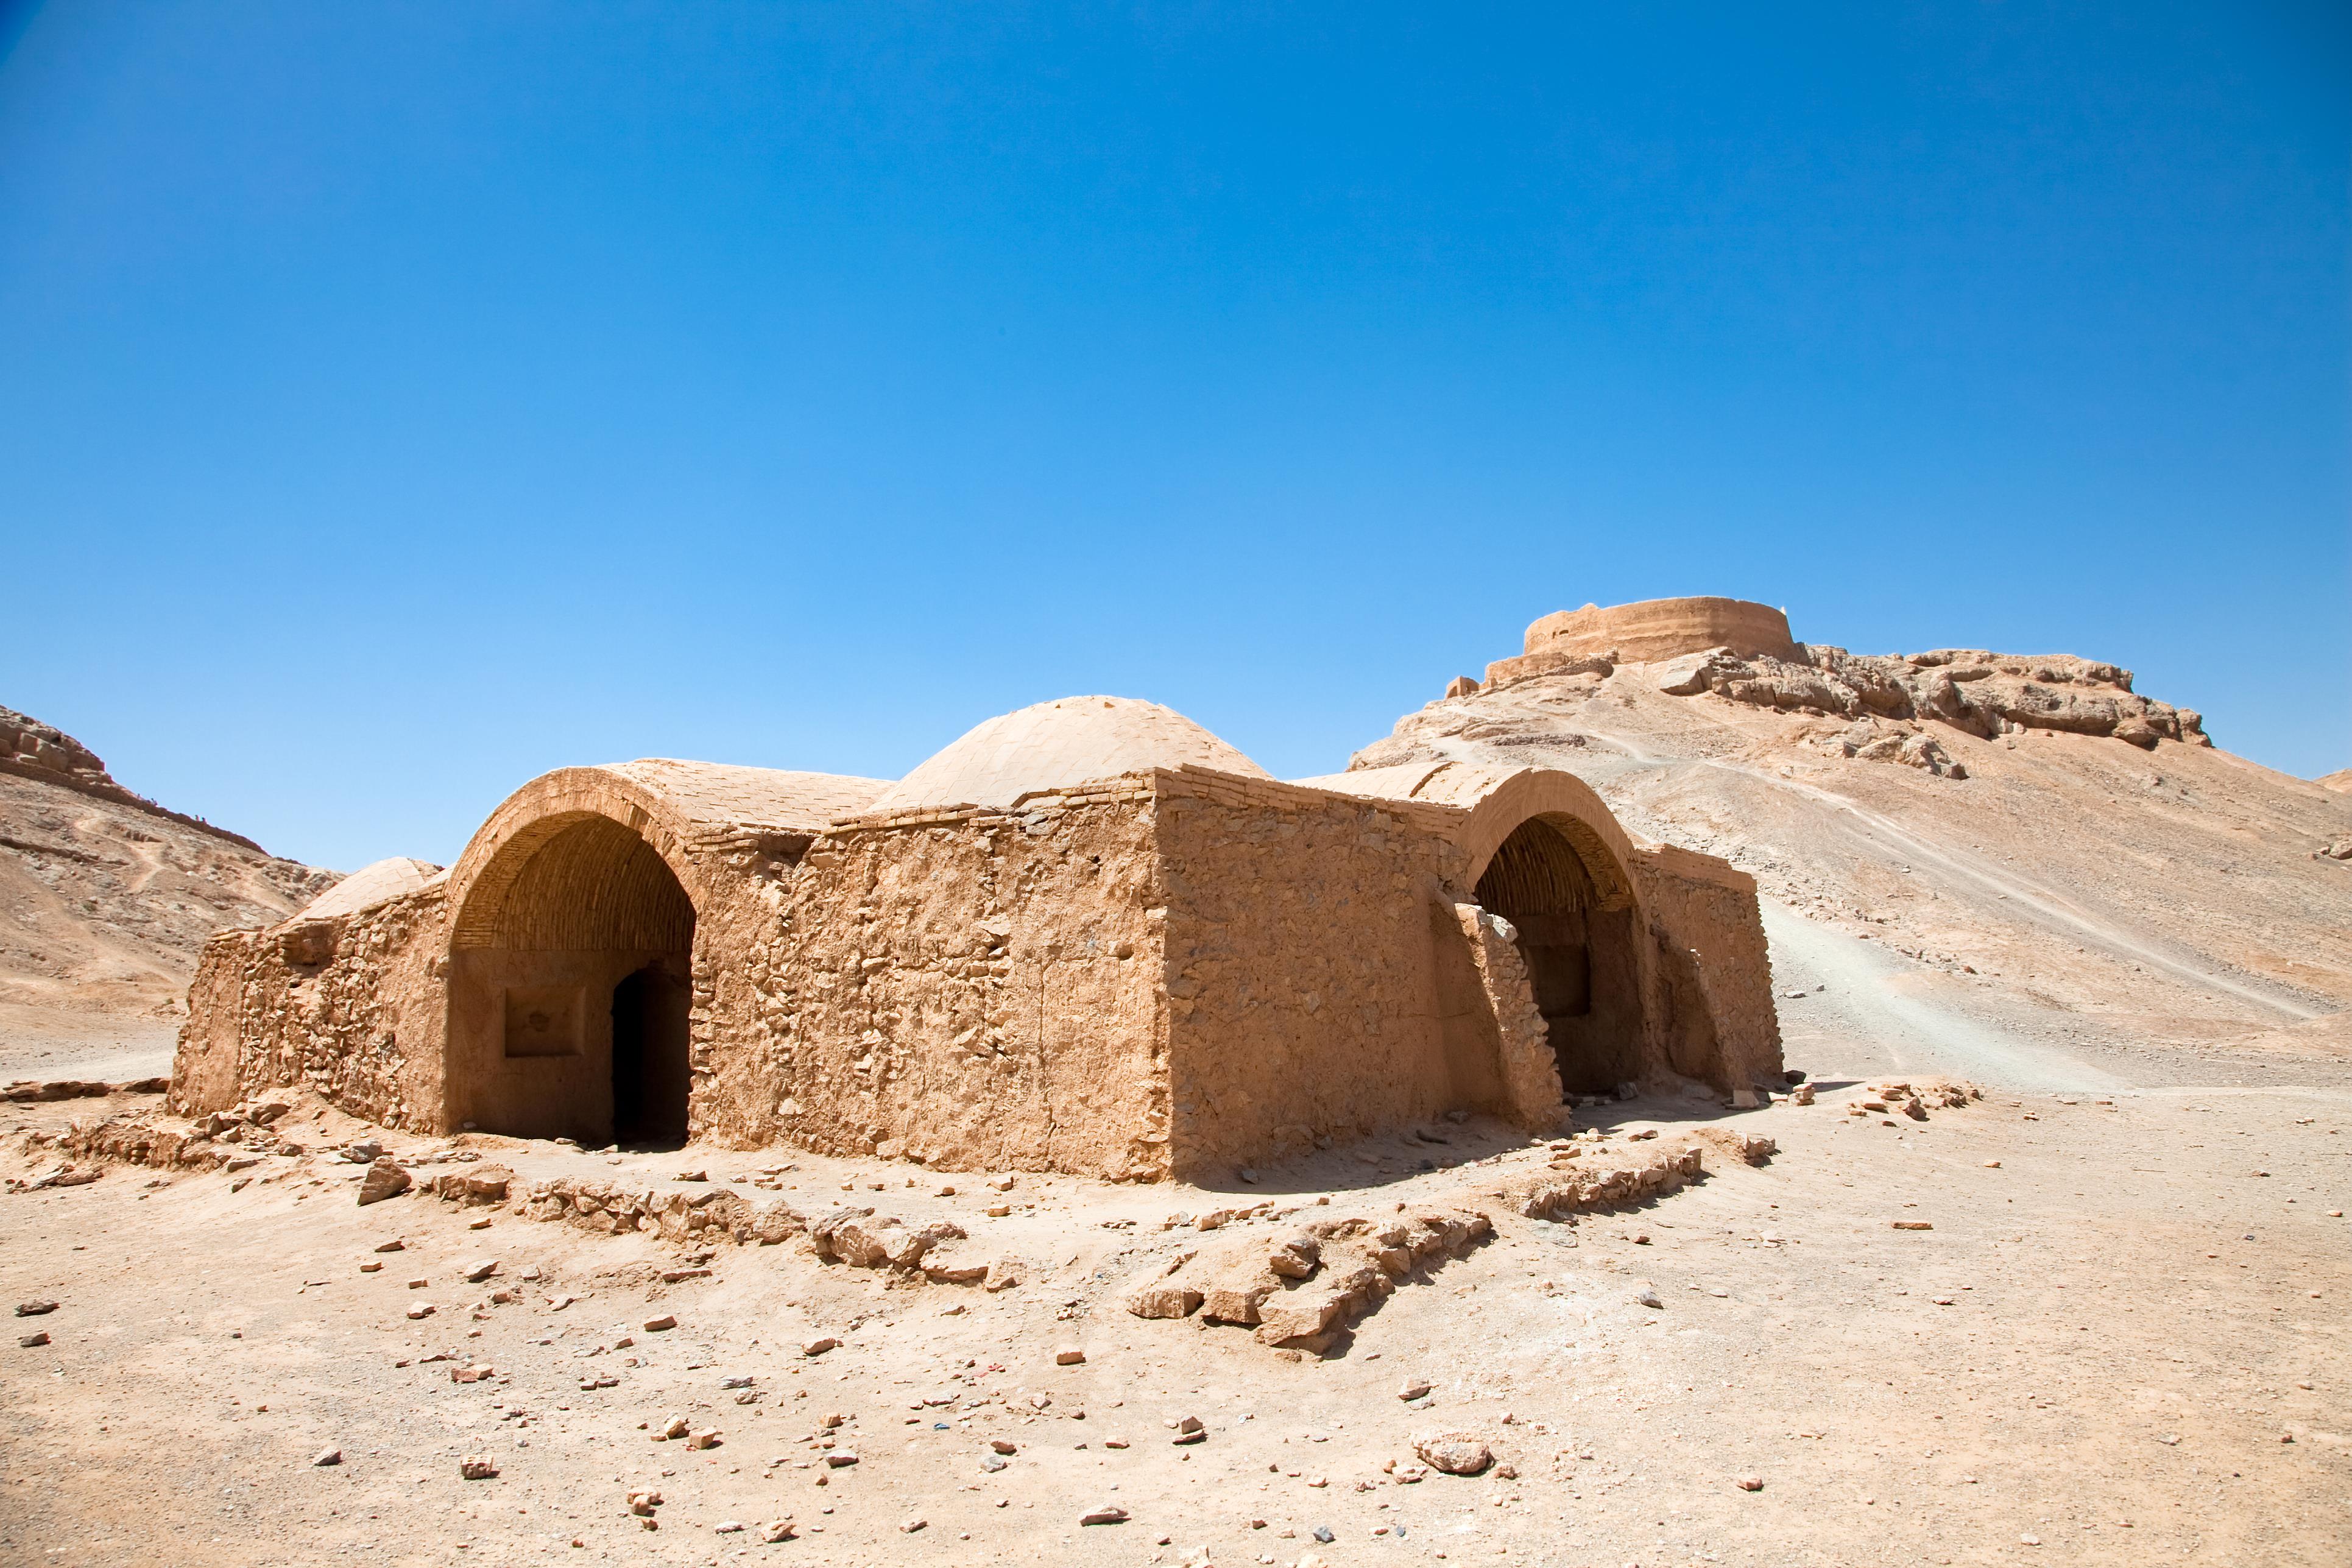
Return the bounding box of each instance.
[0,705,336,1078]
[1354,618,2352,1087]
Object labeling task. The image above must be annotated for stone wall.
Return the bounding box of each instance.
[169,760,1781,1179]
[743,785,1170,1179]
[1498,596,1799,680]
[1153,770,1557,1179]
[170,885,450,1126]
[1628,846,1782,1091]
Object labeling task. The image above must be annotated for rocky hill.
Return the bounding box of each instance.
[0,705,337,1077]
[1360,598,2352,1084]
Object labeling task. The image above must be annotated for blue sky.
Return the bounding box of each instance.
[2,2,2345,871]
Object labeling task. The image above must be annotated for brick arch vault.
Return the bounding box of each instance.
[439,768,714,1146]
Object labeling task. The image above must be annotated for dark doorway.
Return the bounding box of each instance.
[1474,818,1644,1096]
[610,962,690,1148]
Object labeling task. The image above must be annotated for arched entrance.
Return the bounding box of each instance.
[1474,816,1644,1096]
[445,812,696,1147]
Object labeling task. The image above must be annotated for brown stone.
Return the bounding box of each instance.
[1412,1430,1494,1476]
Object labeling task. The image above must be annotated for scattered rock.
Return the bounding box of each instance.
[1079,1505,1129,1525]
[458,1457,498,1480]
[643,1315,678,1332]
[802,1336,839,1357]
[1634,1288,1663,1309]
[1397,1379,1432,1402]
[312,1447,342,1467]
[355,1163,411,1206]
[462,1259,500,1284]
[18,1332,49,1347]
[1412,1430,1494,1476]
[14,1300,58,1317]
[1055,1346,1086,1366]
[1736,1475,1764,1491]
[1126,1284,1204,1319]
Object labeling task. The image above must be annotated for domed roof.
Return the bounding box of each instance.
[293,856,446,922]
[868,696,1269,814]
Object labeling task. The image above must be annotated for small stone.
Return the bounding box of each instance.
[13,1300,58,1317]
[824,1451,859,1467]
[17,1332,49,1348]
[1313,1525,1336,1542]
[313,1447,342,1466]
[373,1239,405,1253]
[1398,1380,1432,1401]
[356,1162,411,1206]
[713,1520,744,1533]
[900,1518,926,1533]
[458,1456,499,1480]
[685,1430,721,1450]
[1412,1430,1494,1476]
[643,1315,677,1332]
[659,1416,691,1439]
[1634,1288,1663,1309]
[1892,1221,1934,1231]
[759,1520,795,1543]
[462,1259,500,1284]
[1982,1160,2001,1169]
[802,1336,839,1357]
[1736,1475,1763,1491]
[1055,1347,1086,1366]
[989,1438,1017,1454]
[1079,1505,1128,1525]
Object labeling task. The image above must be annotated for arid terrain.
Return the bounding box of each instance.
[0,706,336,1083]
[2,635,2348,1568]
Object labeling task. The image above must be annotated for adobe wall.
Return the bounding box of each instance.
[1153,770,1563,1179]
[1484,596,1798,687]
[1625,845,1782,1091]
[739,784,1171,1180]
[169,884,450,1126]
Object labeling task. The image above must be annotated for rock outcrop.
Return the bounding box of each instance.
[2,705,336,1022]
[1429,602,2214,754]
[0,705,273,852]
[1646,644,2211,749]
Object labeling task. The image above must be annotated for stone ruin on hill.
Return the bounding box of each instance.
[171,694,1782,1180]
[1402,595,2214,780]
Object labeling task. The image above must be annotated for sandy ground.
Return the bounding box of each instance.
[0,1001,177,1085]
[3,943,2346,1568]
[4,671,2348,1564]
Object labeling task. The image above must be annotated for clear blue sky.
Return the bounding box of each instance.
[3,2,2345,871]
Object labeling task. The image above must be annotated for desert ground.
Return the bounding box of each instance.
[3,652,2349,1567]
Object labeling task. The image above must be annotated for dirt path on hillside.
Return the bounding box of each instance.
[1573,722,2328,1025]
